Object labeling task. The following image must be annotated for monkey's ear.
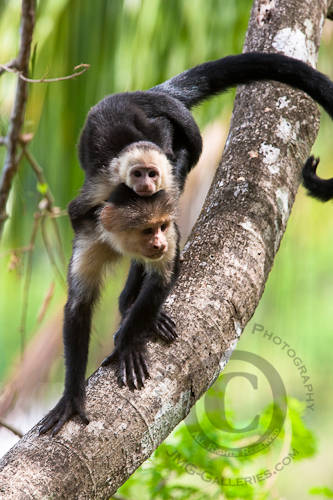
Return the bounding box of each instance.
[100,203,122,232]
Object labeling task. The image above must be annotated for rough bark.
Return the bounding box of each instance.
[0,0,331,498]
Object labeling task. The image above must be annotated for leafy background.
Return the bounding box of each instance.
[1,0,333,498]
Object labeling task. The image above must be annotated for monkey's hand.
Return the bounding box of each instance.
[39,394,89,436]
[101,335,150,389]
[116,310,177,344]
[151,311,177,343]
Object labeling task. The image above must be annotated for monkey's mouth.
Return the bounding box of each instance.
[144,251,166,261]
[136,191,153,197]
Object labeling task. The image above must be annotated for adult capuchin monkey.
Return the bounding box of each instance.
[40,184,180,435]
[40,52,333,435]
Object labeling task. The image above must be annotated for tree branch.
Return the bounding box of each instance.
[0,0,329,497]
[0,2,89,239]
[0,59,19,78]
[0,63,90,83]
[19,213,40,355]
[0,0,36,236]
[22,146,67,266]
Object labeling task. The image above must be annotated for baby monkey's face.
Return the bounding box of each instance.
[115,143,174,196]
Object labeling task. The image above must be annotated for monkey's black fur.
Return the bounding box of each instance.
[152,53,333,112]
[302,156,333,201]
[79,91,202,191]
[41,52,333,435]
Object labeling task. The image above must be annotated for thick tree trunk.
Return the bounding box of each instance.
[0,0,331,498]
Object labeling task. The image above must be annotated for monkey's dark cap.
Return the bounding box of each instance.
[127,190,177,227]
[118,141,165,157]
[101,185,177,233]
[127,192,176,229]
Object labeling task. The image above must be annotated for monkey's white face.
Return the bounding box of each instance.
[116,146,173,196]
[113,221,169,261]
[99,202,177,279]
[128,164,161,196]
[137,221,170,259]
[100,205,171,261]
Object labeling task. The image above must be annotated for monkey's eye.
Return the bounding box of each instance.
[149,171,157,178]
[133,170,142,177]
[142,227,154,235]
[161,223,168,232]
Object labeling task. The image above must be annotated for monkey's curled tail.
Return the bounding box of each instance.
[152,52,333,201]
[151,52,333,114]
[302,156,333,201]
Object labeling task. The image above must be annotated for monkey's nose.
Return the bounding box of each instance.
[153,243,166,251]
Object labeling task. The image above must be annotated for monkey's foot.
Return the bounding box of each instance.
[39,394,89,436]
[151,311,177,343]
[102,341,149,389]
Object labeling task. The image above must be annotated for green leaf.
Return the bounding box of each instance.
[30,42,38,78]
[309,487,333,497]
[37,182,48,195]
[288,398,317,460]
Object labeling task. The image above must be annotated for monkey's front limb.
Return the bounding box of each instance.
[102,268,177,388]
[39,237,112,436]
[39,274,101,435]
[118,260,177,343]
[39,291,95,435]
[118,260,146,316]
[151,311,177,343]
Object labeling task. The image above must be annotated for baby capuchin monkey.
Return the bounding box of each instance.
[71,141,177,224]
[76,52,333,218]
[40,184,180,435]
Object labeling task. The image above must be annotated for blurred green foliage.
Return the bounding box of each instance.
[116,396,316,499]
[310,486,333,498]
